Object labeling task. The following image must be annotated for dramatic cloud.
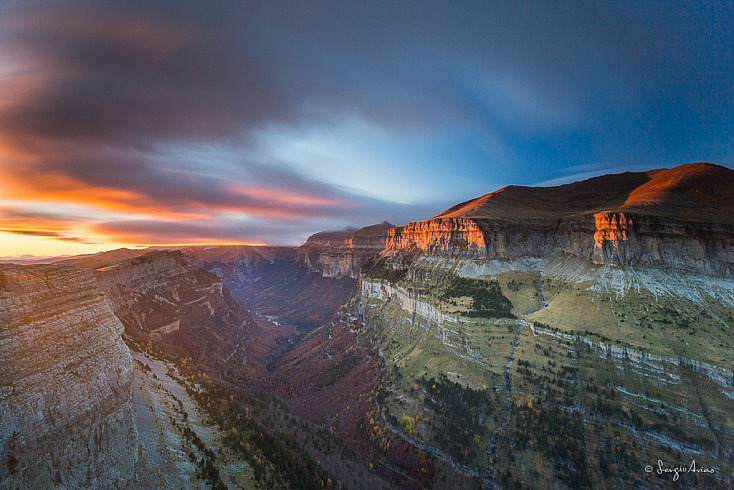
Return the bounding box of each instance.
[0,0,731,254]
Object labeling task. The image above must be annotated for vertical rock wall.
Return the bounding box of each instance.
[382,214,733,276]
[0,264,137,488]
[299,222,395,279]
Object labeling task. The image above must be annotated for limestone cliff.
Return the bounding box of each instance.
[384,213,732,276]
[381,164,734,276]
[351,163,734,489]
[385,218,486,258]
[590,211,733,275]
[93,251,260,376]
[299,222,395,279]
[0,264,137,488]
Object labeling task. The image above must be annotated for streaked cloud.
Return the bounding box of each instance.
[0,0,731,255]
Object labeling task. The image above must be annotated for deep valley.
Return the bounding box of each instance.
[1,163,733,489]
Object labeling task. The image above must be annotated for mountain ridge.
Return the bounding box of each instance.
[383,163,733,276]
[437,162,733,224]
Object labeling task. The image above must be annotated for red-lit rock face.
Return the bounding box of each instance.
[593,212,633,263]
[366,164,734,277]
[374,213,732,277]
[386,218,487,258]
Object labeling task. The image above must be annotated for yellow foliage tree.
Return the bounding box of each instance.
[400,415,415,435]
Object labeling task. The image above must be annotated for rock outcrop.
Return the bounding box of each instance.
[299,222,395,279]
[380,164,734,276]
[92,251,260,377]
[0,264,137,488]
[385,218,486,258]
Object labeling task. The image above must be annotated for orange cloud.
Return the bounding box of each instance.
[0,215,75,233]
[0,207,96,245]
[0,2,409,255]
[223,183,342,208]
[0,156,348,220]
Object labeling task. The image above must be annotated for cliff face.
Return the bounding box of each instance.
[299,222,394,279]
[377,163,734,276]
[383,209,733,276]
[590,211,733,275]
[0,264,137,488]
[93,251,260,376]
[385,218,486,258]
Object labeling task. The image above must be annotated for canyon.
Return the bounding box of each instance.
[0,162,732,488]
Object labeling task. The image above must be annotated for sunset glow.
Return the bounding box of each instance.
[0,0,731,257]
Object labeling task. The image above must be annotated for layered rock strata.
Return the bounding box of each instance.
[380,163,734,276]
[384,213,733,276]
[299,222,394,279]
[93,251,258,376]
[0,264,137,488]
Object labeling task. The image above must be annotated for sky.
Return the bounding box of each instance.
[0,0,732,257]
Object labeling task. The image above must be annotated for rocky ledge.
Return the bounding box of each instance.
[384,213,733,276]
